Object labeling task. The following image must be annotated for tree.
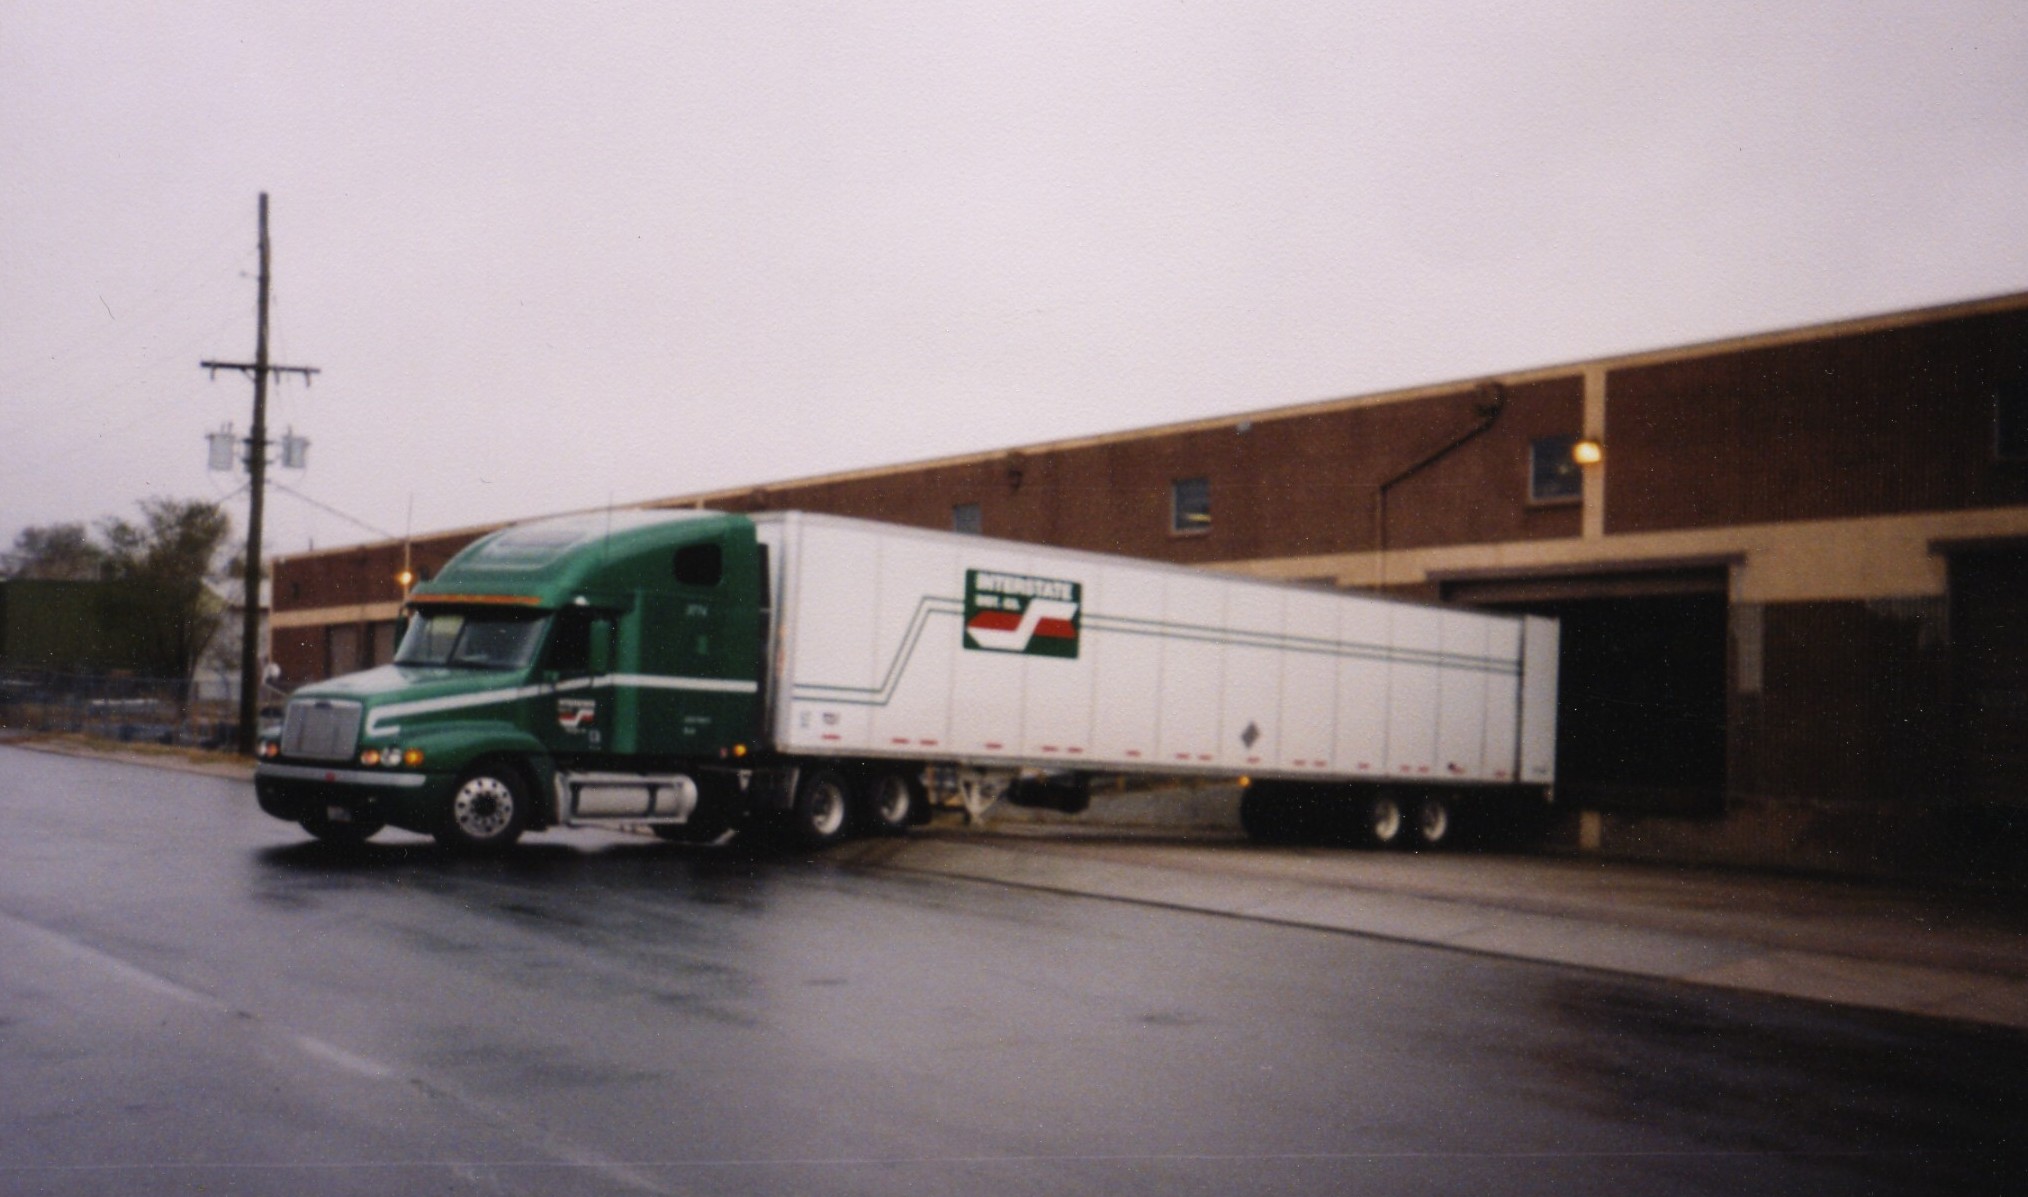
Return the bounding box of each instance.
[95,499,235,685]
[2,522,105,579]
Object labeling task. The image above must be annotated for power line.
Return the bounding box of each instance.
[267,482,396,541]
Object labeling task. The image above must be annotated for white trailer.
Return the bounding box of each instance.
[756,512,1557,847]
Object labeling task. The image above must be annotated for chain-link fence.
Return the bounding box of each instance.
[0,668,279,749]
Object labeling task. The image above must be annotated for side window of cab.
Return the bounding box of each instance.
[545,611,593,674]
[545,609,613,675]
[673,542,723,588]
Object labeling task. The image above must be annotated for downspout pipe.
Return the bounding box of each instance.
[1374,381,1508,589]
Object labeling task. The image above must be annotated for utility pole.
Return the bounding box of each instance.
[202,193,320,756]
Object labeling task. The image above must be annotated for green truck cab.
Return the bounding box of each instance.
[254,510,766,849]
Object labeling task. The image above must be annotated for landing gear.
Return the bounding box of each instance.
[1240,782,1317,843]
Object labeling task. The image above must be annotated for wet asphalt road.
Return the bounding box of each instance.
[1,746,2024,1196]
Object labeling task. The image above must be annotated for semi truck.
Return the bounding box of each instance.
[255,509,1558,850]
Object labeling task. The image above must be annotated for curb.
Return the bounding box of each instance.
[831,834,2028,1033]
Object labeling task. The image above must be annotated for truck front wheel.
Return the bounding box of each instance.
[435,766,528,851]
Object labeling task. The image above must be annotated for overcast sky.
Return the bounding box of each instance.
[4,2,2025,559]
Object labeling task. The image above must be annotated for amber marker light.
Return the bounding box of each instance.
[1572,439,1604,466]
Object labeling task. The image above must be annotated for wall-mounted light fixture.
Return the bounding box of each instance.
[1572,438,1604,466]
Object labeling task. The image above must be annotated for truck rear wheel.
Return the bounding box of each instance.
[859,770,923,835]
[435,766,528,852]
[781,768,852,851]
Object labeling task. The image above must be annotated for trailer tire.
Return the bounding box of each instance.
[859,770,923,836]
[434,764,529,852]
[781,768,853,851]
[1364,792,1406,848]
[1411,794,1453,849]
[300,814,384,845]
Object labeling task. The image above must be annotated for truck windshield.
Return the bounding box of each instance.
[394,610,549,670]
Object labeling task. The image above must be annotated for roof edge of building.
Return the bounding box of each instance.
[273,287,2028,565]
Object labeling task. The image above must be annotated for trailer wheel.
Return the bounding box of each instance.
[434,765,528,851]
[782,768,852,850]
[1411,794,1453,849]
[860,771,923,836]
[299,814,384,845]
[1365,793,1406,848]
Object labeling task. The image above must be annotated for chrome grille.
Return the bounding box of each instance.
[280,699,364,761]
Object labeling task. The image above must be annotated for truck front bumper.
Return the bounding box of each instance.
[255,761,452,832]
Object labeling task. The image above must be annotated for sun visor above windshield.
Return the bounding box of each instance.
[406,592,545,607]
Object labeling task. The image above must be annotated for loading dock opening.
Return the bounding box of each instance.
[1441,567,1730,816]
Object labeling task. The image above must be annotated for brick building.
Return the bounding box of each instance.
[270,292,2028,877]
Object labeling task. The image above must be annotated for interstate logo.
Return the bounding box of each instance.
[963,570,1081,658]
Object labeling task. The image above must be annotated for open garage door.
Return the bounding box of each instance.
[1442,567,1729,815]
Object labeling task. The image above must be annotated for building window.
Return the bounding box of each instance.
[1172,477,1211,533]
[952,502,982,535]
[1529,437,1583,503]
[1998,383,2028,462]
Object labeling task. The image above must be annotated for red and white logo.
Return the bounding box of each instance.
[557,698,597,731]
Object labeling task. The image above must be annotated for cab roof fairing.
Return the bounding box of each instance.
[406,509,747,610]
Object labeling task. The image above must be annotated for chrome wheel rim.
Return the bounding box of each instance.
[807,779,848,838]
[873,776,911,825]
[1371,797,1403,843]
[453,776,515,840]
[1418,799,1450,843]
